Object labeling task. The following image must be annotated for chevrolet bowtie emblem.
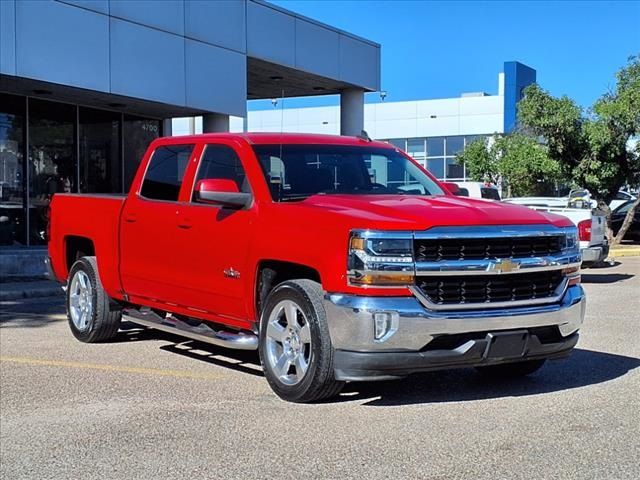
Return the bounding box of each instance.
[488,258,521,273]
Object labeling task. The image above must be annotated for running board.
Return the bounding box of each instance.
[122,309,258,351]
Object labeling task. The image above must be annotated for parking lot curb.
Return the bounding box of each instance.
[0,281,63,302]
[609,248,640,257]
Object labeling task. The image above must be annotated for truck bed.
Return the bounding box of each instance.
[48,193,127,299]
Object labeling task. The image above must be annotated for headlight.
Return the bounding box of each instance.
[562,226,579,252]
[348,230,415,286]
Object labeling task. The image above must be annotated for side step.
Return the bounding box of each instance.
[122,308,258,351]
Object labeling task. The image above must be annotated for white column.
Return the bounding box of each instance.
[203,113,230,133]
[340,88,365,136]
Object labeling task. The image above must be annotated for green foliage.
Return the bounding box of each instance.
[456,134,561,197]
[517,54,640,203]
[455,137,499,185]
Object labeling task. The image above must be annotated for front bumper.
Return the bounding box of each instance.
[324,285,586,381]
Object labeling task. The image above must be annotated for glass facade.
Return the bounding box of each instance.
[384,135,488,182]
[0,93,161,246]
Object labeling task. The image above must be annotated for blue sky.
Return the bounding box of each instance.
[252,0,639,110]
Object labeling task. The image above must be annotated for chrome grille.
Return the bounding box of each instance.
[415,270,564,305]
[414,236,564,262]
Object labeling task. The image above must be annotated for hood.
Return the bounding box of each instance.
[292,194,573,230]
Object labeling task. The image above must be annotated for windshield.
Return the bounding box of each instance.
[252,144,444,202]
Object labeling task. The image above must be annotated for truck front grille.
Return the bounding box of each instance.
[414,236,564,262]
[415,270,564,305]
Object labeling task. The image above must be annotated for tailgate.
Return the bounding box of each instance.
[589,213,606,247]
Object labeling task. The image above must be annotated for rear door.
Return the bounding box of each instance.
[119,143,198,305]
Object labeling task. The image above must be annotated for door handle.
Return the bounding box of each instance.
[177,218,192,229]
[123,214,137,223]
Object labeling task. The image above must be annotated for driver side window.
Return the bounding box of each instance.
[192,145,249,201]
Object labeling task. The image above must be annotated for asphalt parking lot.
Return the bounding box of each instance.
[1,259,639,480]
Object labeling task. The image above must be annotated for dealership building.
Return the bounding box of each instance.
[175,61,536,183]
[0,0,380,247]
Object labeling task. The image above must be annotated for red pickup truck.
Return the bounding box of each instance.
[48,133,585,402]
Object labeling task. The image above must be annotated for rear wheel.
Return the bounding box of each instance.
[475,359,546,378]
[259,279,344,403]
[67,256,121,343]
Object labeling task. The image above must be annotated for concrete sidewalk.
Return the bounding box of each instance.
[0,281,63,301]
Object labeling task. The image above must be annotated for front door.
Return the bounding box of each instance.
[173,142,256,324]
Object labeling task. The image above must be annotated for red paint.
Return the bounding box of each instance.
[49,133,574,330]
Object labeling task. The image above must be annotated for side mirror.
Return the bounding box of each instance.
[194,179,252,209]
[441,182,465,196]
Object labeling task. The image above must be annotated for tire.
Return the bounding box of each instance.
[475,359,546,378]
[66,256,121,343]
[259,279,344,403]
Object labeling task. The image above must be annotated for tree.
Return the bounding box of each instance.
[456,133,562,198]
[518,55,640,245]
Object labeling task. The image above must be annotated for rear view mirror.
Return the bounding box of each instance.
[194,179,252,209]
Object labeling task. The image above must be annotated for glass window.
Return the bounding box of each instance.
[445,136,465,156]
[386,139,406,151]
[123,116,161,192]
[407,138,426,158]
[464,135,481,147]
[252,144,444,201]
[192,145,249,199]
[426,137,444,157]
[79,107,121,194]
[481,187,501,201]
[0,93,26,245]
[426,158,445,179]
[446,158,464,180]
[140,144,193,201]
[29,99,76,245]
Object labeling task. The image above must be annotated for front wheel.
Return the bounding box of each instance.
[475,359,546,378]
[259,279,344,403]
[67,256,121,343]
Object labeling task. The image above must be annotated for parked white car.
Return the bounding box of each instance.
[453,182,501,200]
[504,198,608,267]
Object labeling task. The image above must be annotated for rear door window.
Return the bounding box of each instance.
[481,187,501,200]
[140,144,194,201]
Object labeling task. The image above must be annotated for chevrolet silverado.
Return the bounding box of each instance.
[48,133,586,402]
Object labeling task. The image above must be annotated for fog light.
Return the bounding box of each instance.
[373,312,398,342]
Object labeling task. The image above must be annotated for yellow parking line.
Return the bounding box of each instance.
[0,356,223,381]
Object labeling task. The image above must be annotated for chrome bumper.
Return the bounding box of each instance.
[324,286,586,381]
[581,244,609,263]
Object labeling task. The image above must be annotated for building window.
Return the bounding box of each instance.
[427,158,445,179]
[445,136,464,156]
[124,116,162,192]
[29,98,76,245]
[386,138,406,151]
[426,137,444,157]
[0,93,26,245]
[407,138,426,158]
[446,158,464,180]
[79,107,121,193]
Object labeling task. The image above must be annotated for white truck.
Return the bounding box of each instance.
[504,198,608,267]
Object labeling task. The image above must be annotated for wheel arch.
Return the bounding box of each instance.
[254,260,322,322]
[64,235,96,273]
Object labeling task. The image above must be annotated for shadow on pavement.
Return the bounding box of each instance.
[581,273,634,284]
[115,322,263,377]
[336,348,640,406]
